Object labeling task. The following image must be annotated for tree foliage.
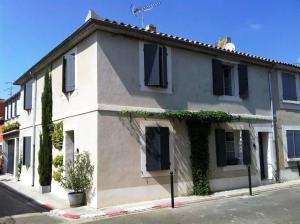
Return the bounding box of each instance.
[38,68,53,186]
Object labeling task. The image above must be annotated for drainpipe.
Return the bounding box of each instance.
[32,72,38,187]
[268,66,280,182]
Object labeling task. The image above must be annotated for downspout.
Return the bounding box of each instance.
[32,72,38,187]
[268,66,280,182]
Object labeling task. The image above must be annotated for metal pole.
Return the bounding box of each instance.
[248,165,252,196]
[170,171,174,208]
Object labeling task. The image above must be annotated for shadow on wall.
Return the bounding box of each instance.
[119,116,192,195]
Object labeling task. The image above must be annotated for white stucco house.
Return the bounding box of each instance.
[2,11,300,208]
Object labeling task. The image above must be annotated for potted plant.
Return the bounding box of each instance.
[58,151,94,207]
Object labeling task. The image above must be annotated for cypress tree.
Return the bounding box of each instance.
[38,68,53,186]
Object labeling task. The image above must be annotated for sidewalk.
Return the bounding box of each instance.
[1,174,300,222]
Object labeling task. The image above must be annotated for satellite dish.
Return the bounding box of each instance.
[224,42,236,51]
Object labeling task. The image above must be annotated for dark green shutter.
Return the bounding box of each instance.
[242,130,251,165]
[146,127,161,171]
[160,127,170,170]
[144,44,160,87]
[160,46,168,88]
[215,129,226,166]
[212,59,224,95]
[238,64,249,99]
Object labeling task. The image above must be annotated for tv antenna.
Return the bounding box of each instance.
[130,1,161,28]
[4,81,15,97]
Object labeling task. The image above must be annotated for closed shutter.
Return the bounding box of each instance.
[215,129,226,166]
[242,130,251,165]
[286,130,294,158]
[23,137,31,166]
[66,54,75,92]
[160,46,168,88]
[24,81,32,110]
[282,73,297,101]
[160,127,170,170]
[144,44,160,87]
[238,64,249,99]
[212,59,224,95]
[62,57,67,93]
[146,127,161,171]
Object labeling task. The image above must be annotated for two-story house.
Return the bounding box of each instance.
[6,12,299,208]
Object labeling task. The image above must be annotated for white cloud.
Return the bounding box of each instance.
[249,23,263,31]
[297,57,300,64]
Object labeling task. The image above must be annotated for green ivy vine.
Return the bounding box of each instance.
[51,121,63,150]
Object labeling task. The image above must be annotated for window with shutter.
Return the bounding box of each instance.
[282,73,298,101]
[23,136,31,166]
[238,64,249,99]
[146,126,170,171]
[286,130,300,159]
[62,51,76,93]
[24,80,33,110]
[144,43,168,88]
[212,59,224,95]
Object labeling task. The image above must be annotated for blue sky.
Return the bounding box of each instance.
[0,0,299,99]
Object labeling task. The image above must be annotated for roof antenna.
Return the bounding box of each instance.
[130,1,161,28]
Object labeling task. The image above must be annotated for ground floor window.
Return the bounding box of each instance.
[286,130,300,159]
[145,126,170,171]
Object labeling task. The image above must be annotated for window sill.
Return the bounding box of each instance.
[287,158,300,162]
[222,165,246,171]
[218,95,242,102]
[282,100,300,105]
[141,169,175,178]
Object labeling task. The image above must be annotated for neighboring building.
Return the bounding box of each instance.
[2,92,20,175]
[271,70,300,180]
[5,11,299,208]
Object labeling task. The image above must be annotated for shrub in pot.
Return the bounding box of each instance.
[58,151,94,207]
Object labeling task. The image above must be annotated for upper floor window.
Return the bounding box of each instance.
[212,59,249,99]
[62,50,76,93]
[286,130,300,160]
[281,73,298,101]
[144,43,168,88]
[139,42,172,93]
[24,80,33,110]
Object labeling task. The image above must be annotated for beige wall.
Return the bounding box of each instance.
[97,30,271,116]
[17,32,99,207]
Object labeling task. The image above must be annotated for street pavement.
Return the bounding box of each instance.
[0,182,61,224]
[86,186,300,224]
[0,181,300,224]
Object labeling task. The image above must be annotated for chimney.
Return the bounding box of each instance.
[215,37,232,49]
[215,36,236,51]
[85,9,103,22]
[145,24,156,32]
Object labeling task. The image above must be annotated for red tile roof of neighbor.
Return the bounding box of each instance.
[14,17,300,85]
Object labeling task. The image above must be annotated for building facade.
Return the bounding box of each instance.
[3,15,299,208]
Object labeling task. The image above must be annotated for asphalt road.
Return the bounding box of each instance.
[0,182,61,224]
[86,186,300,224]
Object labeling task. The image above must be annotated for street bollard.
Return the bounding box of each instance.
[248,165,252,196]
[170,171,174,208]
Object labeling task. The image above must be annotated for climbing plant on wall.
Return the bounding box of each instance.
[38,68,53,187]
[51,121,63,150]
[119,110,234,195]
